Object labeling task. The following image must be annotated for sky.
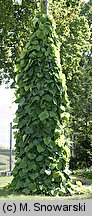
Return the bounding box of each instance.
[0,84,17,148]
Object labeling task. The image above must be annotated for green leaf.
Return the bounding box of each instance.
[60,112,70,121]
[22,168,28,174]
[36,29,45,39]
[53,171,61,180]
[23,134,27,142]
[19,170,26,177]
[39,110,49,121]
[31,40,38,45]
[24,181,30,188]
[29,183,36,191]
[20,49,27,59]
[50,111,56,118]
[28,153,36,160]
[25,127,34,134]
[29,45,40,52]
[39,22,44,30]
[56,134,65,147]
[40,168,45,174]
[20,59,26,68]
[60,105,66,112]
[24,86,29,92]
[41,47,46,53]
[30,172,39,180]
[13,116,18,124]
[45,51,49,56]
[50,163,56,170]
[32,163,37,171]
[37,73,43,78]
[16,179,24,188]
[25,41,30,49]
[28,161,36,170]
[19,97,25,106]
[37,52,43,57]
[59,187,66,195]
[19,161,27,169]
[43,137,51,145]
[37,83,40,89]
[22,188,30,195]
[37,144,45,153]
[31,96,40,103]
[36,155,43,162]
[43,94,52,102]
[51,188,60,196]
[24,61,30,71]
[29,51,37,58]
[12,167,18,175]
[44,178,51,186]
[33,45,40,51]
[63,146,70,158]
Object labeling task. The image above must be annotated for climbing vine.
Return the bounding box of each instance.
[10,13,73,195]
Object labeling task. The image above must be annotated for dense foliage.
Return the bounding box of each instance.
[50,0,92,169]
[70,0,92,168]
[0,0,37,84]
[10,13,73,195]
[0,0,91,169]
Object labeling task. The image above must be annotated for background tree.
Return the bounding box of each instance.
[49,0,91,168]
[0,0,37,84]
[70,0,92,168]
[0,0,90,87]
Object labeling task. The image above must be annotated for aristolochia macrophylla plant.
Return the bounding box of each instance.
[10,13,74,195]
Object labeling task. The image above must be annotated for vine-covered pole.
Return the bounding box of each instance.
[41,0,48,14]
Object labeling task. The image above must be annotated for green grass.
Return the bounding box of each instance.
[0,191,92,200]
[72,175,92,185]
[72,168,92,185]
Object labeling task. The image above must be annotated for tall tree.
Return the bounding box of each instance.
[0,0,90,88]
[70,0,92,168]
[0,0,37,85]
[50,0,91,168]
